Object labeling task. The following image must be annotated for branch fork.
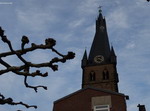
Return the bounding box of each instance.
[0,27,75,109]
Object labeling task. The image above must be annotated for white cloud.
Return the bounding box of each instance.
[76,0,98,15]
[68,19,85,29]
[125,42,136,49]
[16,9,56,31]
[107,7,129,29]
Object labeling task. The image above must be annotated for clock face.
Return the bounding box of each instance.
[94,55,104,63]
[100,26,105,31]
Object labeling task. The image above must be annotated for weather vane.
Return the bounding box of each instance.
[98,6,102,13]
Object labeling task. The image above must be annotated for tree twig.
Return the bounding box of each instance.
[0,26,75,109]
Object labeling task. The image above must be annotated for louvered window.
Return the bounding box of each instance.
[94,105,109,111]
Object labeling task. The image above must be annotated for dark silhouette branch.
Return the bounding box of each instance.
[24,76,47,92]
[0,27,75,109]
[0,53,74,75]
[0,43,56,57]
[0,93,37,109]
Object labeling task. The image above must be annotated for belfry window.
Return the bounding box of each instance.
[89,71,96,81]
[103,69,109,80]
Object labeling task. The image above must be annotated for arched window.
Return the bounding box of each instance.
[89,71,96,81]
[103,69,109,80]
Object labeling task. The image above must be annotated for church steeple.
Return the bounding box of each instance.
[88,9,111,65]
[81,9,119,92]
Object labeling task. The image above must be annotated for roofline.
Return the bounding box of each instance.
[53,87,126,103]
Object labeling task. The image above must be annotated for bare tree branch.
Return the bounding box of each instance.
[24,76,47,92]
[0,27,75,109]
[0,93,37,109]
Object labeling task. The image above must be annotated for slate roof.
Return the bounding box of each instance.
[88,12,111,65]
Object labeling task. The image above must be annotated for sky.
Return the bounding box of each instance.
[0,0,150,111]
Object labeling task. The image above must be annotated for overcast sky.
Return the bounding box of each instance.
[0,0,150,111]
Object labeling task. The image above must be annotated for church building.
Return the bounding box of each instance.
[52,9,146,111]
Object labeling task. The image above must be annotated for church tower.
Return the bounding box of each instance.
[53,9,128,111]
[81,9,119,92]
[53,8,148,111]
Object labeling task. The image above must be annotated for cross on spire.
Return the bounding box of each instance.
[98,6,102,13]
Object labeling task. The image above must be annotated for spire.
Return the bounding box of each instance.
[81,49,88,68]
[82,49,87,60]
[110,46,116,56]
[110,46,117,64]
[88,9,110,65]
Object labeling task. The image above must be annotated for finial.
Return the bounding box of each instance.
[98,6,102,13]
